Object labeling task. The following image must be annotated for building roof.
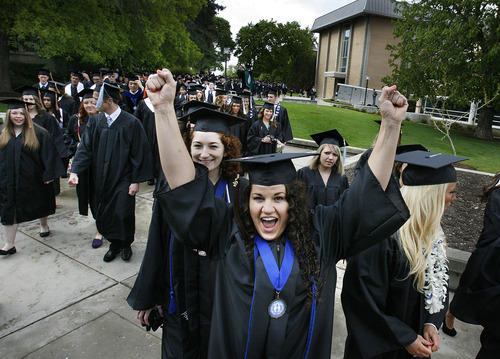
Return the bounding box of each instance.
[311,0,401,32]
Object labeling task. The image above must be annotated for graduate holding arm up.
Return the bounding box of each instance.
[144,68,409,359]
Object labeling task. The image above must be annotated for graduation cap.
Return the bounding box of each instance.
[396,144,428,155]
[395,150,468,186]
[70,71,83,80]
[310,129,348,148]
[231,96,242,105]
[262,102,274,110]
[95,82,125,108]
[178,100,220,122]
[228,152,318,186]
[38,69,51,76]
[0,98,34,128]
[0,98,31,110]
[76,88,95,99]
[15,85,39,97]
[41,88,58,100]
[187,84,204,96]
[186,107,246,135]
[267,88,278,96]
[48,81,66,94]
[215,88,227,97]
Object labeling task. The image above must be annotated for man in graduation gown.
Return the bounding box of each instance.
[64,72,85,116]
[34,69,51,90]
[122,76,144,113]
[68,83,153,262]
[267,88,293,142]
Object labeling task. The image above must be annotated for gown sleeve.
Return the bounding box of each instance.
[129,119,153,183]
[247,121,263,155]
[156,164,232,257]
[450,188,500,337]
[312,159,409,262]
[63,115,79,158]
[70,117,95,174]
[38,127,66,182]
[342,238,419,357]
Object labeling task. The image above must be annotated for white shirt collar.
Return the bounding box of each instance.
[106,106,121,124]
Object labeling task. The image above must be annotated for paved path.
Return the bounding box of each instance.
[0,146,482,358]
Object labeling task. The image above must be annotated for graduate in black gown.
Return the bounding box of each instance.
[227,96,250,156]
[144,69,410,359]
[267,88,293,142]
[450,172,500,359]
[297,129,349,208]
[342,150,467,359]
[247,102,285,155]
[68,83,153,262]
[0,99,65,255]
[128,106,247,359]
[64,89,104,248]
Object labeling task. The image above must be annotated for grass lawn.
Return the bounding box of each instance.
[274,101,499,173]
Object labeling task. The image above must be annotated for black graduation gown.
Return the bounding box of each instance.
[275,104,293,142]
[64,114,95,217]
[341,236,448,359]
[70,111,153,242]
[157,162,409,359]
[450,187,500,359]
[134,100,159,180]
[33,112,68,159]
[0,124,66,225]
[297,167,349,208]
[128,172,248,359]
[229,117,250,156]
[58,96,75,116]
[247,120,284,155]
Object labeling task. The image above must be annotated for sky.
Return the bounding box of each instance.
[217,0,353,68]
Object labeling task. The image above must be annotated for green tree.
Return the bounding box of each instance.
[0,0,204,93]
[185,0,235,73]
[235,20,316,89]
[384,0,500,139]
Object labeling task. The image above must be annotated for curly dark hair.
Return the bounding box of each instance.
[238,181,321,305]
[481,171,500,202]
[187,131,242,180]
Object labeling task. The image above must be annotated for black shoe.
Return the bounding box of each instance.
[442,322,457,337]
[0,247,17,255]
[121,246,132,261]
[39,230,50,237]
[103,246,121,262]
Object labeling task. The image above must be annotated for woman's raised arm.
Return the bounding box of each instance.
[147,69,195,189]
[368,85,408,190]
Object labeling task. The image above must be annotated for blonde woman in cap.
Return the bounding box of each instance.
[342,150,466,358]
[297,129,349,208]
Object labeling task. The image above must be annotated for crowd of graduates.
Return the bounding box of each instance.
[0,67,498,359]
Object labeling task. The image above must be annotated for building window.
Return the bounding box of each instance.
[339,24,351,73]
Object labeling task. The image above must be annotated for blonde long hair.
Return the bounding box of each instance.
[309,143,344,174]
[0,108,40,151]
[398,183,449,291]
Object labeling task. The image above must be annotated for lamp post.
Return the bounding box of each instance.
[363,75,370,105]
[223,47,230,79]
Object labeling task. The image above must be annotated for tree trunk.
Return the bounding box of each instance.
[0,31,13,94]
[474,106,494,140]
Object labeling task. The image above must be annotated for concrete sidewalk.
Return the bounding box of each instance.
[0,151,483,358]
